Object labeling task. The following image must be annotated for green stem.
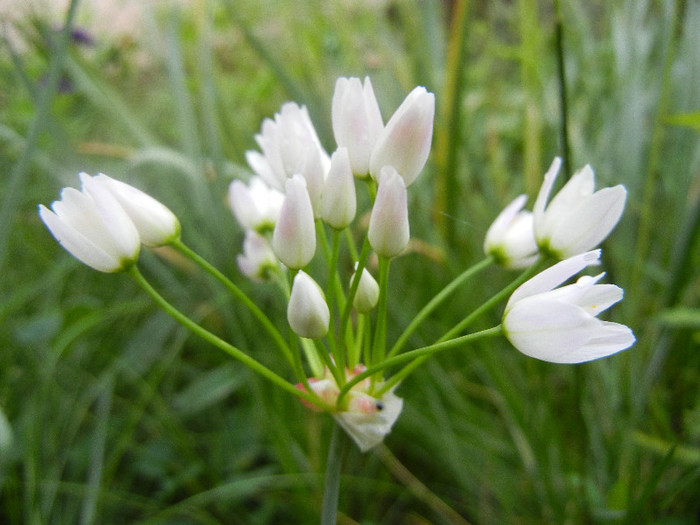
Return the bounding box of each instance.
[438,258,543,342]
[128,266,326,409]
[171,239,293,366]
[338,237,372,348]
[554,0,572,179]
[388,256,493,359]
[326,230,342,361]
[320,424,347,525]
[338,326,503,404]
[371,257,391,368]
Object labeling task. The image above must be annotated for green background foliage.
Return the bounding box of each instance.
[1,0,699,522]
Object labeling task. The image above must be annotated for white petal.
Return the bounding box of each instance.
[550,321,635,363]
[533,157,562,236]
[506,250,601,309]
[548,185,627,257]
[503,297,600,362]
[540,165,595,235]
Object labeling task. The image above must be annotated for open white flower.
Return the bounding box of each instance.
[228,176,284,232]
[249,102,330,215]
[484,194,538,269]
[534,157,627,258]
[39,175,140,272]
[503,250,635,364]
[237,231,279,282]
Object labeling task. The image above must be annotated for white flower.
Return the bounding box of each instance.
[90,173,180,247]
[484,194,539,268]
[350,264,379,313]
[288,271,329,339]
[228,176,284,232]
[249,102,330,215]
[237,231,279,282]
[321,147,356,229]
[272,175,317,269]
[534,157,627,258]
[368,166,410,258]
[503,250,635,364]
[38,174,140,272]
[369,86,435,186]
[332,76,384,177]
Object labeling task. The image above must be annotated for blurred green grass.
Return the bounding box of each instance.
[1,0,699,523]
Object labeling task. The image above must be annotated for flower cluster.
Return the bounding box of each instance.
[38,75,635,454]
[484,157,634,363]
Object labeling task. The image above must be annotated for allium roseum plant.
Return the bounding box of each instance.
[39,76,635,524]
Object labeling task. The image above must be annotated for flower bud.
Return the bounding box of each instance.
[89,173,180,247]
[39,174,140,272]
[332,76,384,177]
[321,147,356,229]
[369,86,435,186]
[228,176,284,232]
[237,231,279,282]
[272,175,317,269]
[351,264,379,313]
[484,194,539,269]
[368,166,409,258]
[288,271,330,339]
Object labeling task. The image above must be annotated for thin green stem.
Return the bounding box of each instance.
[320,424,347,525]
[371,257,391,369]
[326,230,342,361]
[171,239,293,366]
[338,326,503,404]
[129,266,326,409]
[388,256,493,359]
[438,258,543,342]
[554,0,572,179]
[339,237,372,347]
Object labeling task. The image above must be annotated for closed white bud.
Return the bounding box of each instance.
[272,175,317,269]
[332,76,384,177]
[484,194,539,269]
[90,173,180,247]
[368,166,409,258]
[351,265,379,313]
[369,86,435,186]
[321,147,356,229]
[288,271,330,339]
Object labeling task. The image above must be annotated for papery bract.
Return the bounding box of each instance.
[503,250,635,363]
[321,147,356,229]
[368,166,410,258]
[533,157,627,258]
[369,86,435,186]
[484,194,539,268]
[39,175,141,272]
[90,173,180,247]
[332,76,384,177]
[272,175,317,269]
[288,271,330,339]
[228,176,284,232]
